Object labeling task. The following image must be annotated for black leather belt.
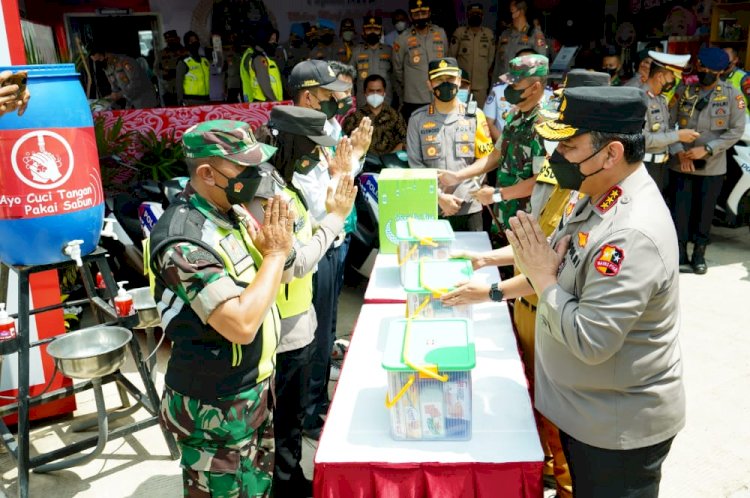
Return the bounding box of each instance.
[518,296,537,312]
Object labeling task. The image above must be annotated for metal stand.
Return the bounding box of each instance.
[0,248,179,498]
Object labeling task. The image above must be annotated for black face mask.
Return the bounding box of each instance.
[504,84,531,105]
[265,42,278,54]
[548,145,609,191]
[211,165,265,205]
[433,81,458,102]
[188,42,200,53]
[336,95,353,115]
[307,36,319,48]
[414,18,430,29]
[698,70,718,86]
[365,33,380,46]
[602,67,618,77]
[312,93,338,119]
[321,33,335,45]
[468,15,483,27]
[290,38,303,48]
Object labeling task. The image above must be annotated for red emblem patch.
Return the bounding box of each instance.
[596,186,622,213]
[594,244,624,276]
[737,95,746,110]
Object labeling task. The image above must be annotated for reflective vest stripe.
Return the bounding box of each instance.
[275,189,314,318]
[183,57,210,96]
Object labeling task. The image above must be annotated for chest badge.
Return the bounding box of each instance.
[577,231,589,248]
[594,244,624,277]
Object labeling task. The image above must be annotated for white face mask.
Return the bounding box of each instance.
[366,93,385,108]
[395,21,408,32]
[342,31,354,42]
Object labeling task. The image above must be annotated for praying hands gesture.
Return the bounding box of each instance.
[328,137,353,177]
[349,116,373,160]
[506,211,570,295]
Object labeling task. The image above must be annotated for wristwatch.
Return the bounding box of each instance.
[492,188,503,204]
[489,282,504,302]
[705,143,714,156]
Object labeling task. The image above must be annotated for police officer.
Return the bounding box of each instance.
[351,16,393,107]
[393,0,449,122]
[492,0,547,83]
[176,31,210,105]
[340,18,356,63]
[279,23,309,85]
[513,86,685,497]
[407,57,494,231]
[249,29,283,102]
[310,19,348,63]
[156,30,187,106]
[449,3,495,107]
[637,51,698,193]
[149,120,292,497]
[91,49,158,109]
[252,106,356,497]
[669,47,746,274]
[440,54,549,230]
[722,46,750,113]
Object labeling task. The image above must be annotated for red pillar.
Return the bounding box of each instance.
[1,0,26,65]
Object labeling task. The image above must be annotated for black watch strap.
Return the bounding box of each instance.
[489,282,504,302]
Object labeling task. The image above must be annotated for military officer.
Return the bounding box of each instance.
[510,85,685,498]
[156,30,187,106]
[669,47,746,274]
[637,51,698,193]
[91,49,158,109]
[351,16,394,107]
[449,3,495,107]
[406,57,494,231]
[440,54,549,229]
[393,0,449,121]
[492,1,547,83]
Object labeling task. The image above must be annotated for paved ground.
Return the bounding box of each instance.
[0,225,747,497]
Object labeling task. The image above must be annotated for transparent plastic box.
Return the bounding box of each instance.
[403,258,474,319]
[396,219,454,286]
[383,318,475,441]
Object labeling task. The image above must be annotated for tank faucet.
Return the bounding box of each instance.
[63,240,84,267]
[101,218,119,240]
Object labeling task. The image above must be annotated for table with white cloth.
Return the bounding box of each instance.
[314,232,544,497]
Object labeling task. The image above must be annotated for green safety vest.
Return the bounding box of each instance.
[727,70,749,113]
[240,47,256,102]
[275,189,314,318]
[146,198,280,397]
[183,56,210,96]
[251,55,283,102]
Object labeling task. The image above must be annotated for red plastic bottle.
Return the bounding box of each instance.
[114,281,135,318]
[0,303,17,341]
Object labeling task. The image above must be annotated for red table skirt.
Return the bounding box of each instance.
[314,461,543,498]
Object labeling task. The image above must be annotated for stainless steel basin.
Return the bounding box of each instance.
[130,287,161,328]
[46,326,132,379]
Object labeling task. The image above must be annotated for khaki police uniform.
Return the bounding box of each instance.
[106,54,158,109]
[492,24,547,83]
[310,41,348,63]
[406,103,494,221]
[351,43,393,106]
[449,26,495,106]
[393,25,448,106]
[637,81,677,192]
[669,82,746,247]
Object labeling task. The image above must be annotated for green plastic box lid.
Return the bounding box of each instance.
[395,219,455,243]
[382,318,476,372]
[402,258,474,293]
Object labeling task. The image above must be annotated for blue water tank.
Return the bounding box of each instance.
[0,64,104,266]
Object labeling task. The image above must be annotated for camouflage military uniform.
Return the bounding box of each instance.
[492,23,547,83]
[494,104,546,225]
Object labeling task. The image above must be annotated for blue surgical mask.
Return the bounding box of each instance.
[457,88,470,103]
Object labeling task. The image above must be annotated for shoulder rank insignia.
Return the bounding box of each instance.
[596,185,622,214]
[594,244,624,276]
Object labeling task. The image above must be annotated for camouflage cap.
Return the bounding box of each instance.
[499,54,549,84]
[182,120,277,166]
